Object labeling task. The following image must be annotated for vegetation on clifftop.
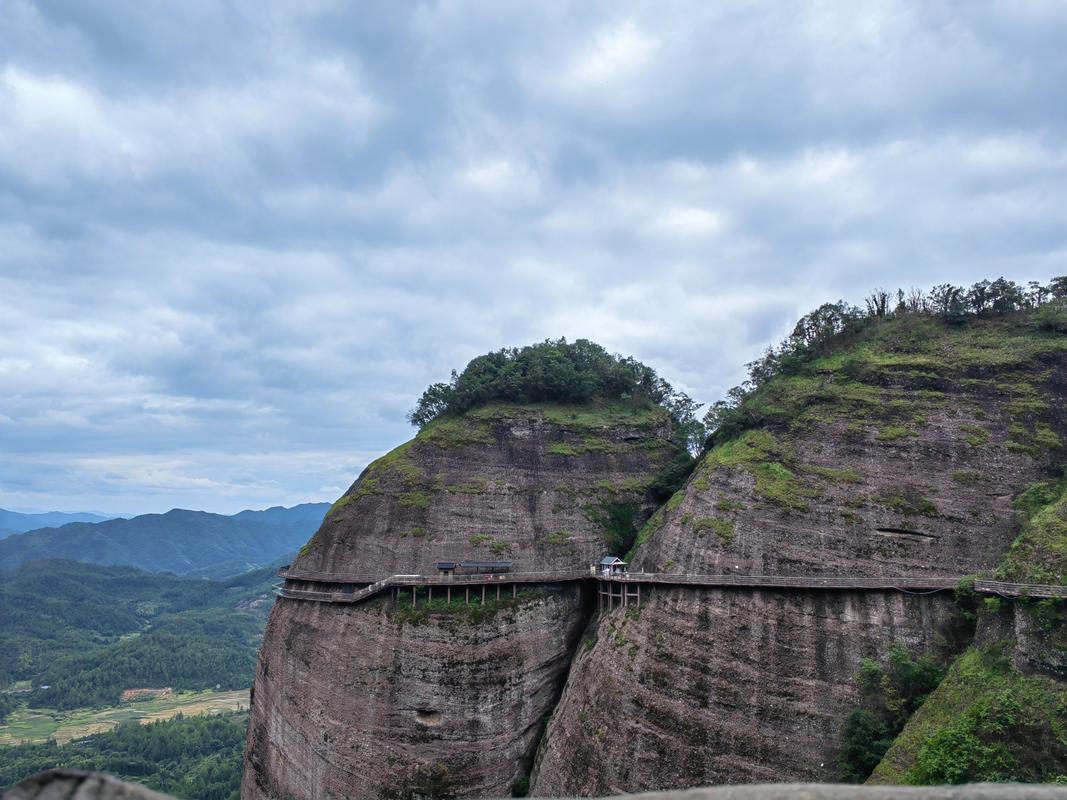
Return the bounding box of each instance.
[407,338,705,451]
[705,276,1067,445]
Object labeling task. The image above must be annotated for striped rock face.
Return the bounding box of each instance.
[243,403,683,800]
[289,403,681,578]
[530,587,957,795]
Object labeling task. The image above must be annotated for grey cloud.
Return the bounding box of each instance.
[1,1,1066,513]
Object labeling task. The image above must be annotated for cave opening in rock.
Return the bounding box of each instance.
[416,709,442,726]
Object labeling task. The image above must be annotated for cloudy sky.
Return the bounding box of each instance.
[2,1,1066,515]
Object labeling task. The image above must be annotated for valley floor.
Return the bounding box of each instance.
[0,688,249,746]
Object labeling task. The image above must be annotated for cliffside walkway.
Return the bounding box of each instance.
[274,566,1067,606]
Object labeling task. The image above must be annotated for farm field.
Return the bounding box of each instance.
[0,688,250,745]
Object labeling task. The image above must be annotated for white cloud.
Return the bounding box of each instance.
[650,207,727,238]
[566,20,660,87]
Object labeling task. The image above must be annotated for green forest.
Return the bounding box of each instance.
[0,560,275,714]
[0,713,245,799]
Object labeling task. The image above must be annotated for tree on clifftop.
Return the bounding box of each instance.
[408,338,705,451]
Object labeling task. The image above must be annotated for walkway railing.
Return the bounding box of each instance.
[274,567,1067,605]
[974,579,1067,598]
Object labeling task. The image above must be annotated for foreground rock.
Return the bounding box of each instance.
[3,770,171,799]
[8,771,1067,799]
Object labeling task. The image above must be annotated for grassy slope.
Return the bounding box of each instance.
[998,479,1067,583]
[869,645,1067,784]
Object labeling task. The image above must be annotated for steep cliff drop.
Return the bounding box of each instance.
[243,401,684,799]
[531,313,1067,794]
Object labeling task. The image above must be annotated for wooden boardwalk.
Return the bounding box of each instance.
[274,566,1067,605]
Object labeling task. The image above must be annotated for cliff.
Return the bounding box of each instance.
[292,403,681,576]
[244,586,587,799]
[532,312,1067,795]
[531,589,956,795]
[631,315,1067,578]
[244,401,683,799]
[868,477,1067,784]
[246,310,1067,798]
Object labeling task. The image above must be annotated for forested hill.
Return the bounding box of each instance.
[0,509,115,539]
[0,559,277,710]
[0,503,328,578]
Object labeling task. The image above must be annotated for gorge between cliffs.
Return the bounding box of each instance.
[243,310,1067,799]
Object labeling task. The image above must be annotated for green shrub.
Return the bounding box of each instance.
[838,644,946,782]
[692,517,734,545]
[840,709,894,782]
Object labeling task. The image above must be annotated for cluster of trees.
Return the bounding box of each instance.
[0,692,15,724]
[0,714,244,800]
[31,614,258,710]
[408,338,706,451]
[705,275,1067,441]
[838,644,947,782]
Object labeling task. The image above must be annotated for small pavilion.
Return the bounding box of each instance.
[597,556,627,576]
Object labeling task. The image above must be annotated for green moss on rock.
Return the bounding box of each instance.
[998,479,1067,583]
[692,516,734,544]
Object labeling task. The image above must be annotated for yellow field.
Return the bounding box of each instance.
[0,688,250,746]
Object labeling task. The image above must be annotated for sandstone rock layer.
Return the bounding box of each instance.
[293,404,680,577]
[244,585,588,799]
[530,588,956,796]
[245,403,680,799]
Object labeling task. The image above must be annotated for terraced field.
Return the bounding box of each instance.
[0,688,249,745]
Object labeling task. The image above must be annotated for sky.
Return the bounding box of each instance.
[2,1,1066,516]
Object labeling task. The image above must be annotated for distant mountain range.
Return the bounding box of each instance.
[0,509,118,539]
[0,503,329,578]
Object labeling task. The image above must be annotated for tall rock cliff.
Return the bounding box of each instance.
[244,402,684,799]
[292,403,680,577]
[531,313,1067,795]
[531,589,956,795]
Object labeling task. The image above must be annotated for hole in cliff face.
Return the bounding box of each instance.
[874,527,936,539]
[416,709,442,726]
